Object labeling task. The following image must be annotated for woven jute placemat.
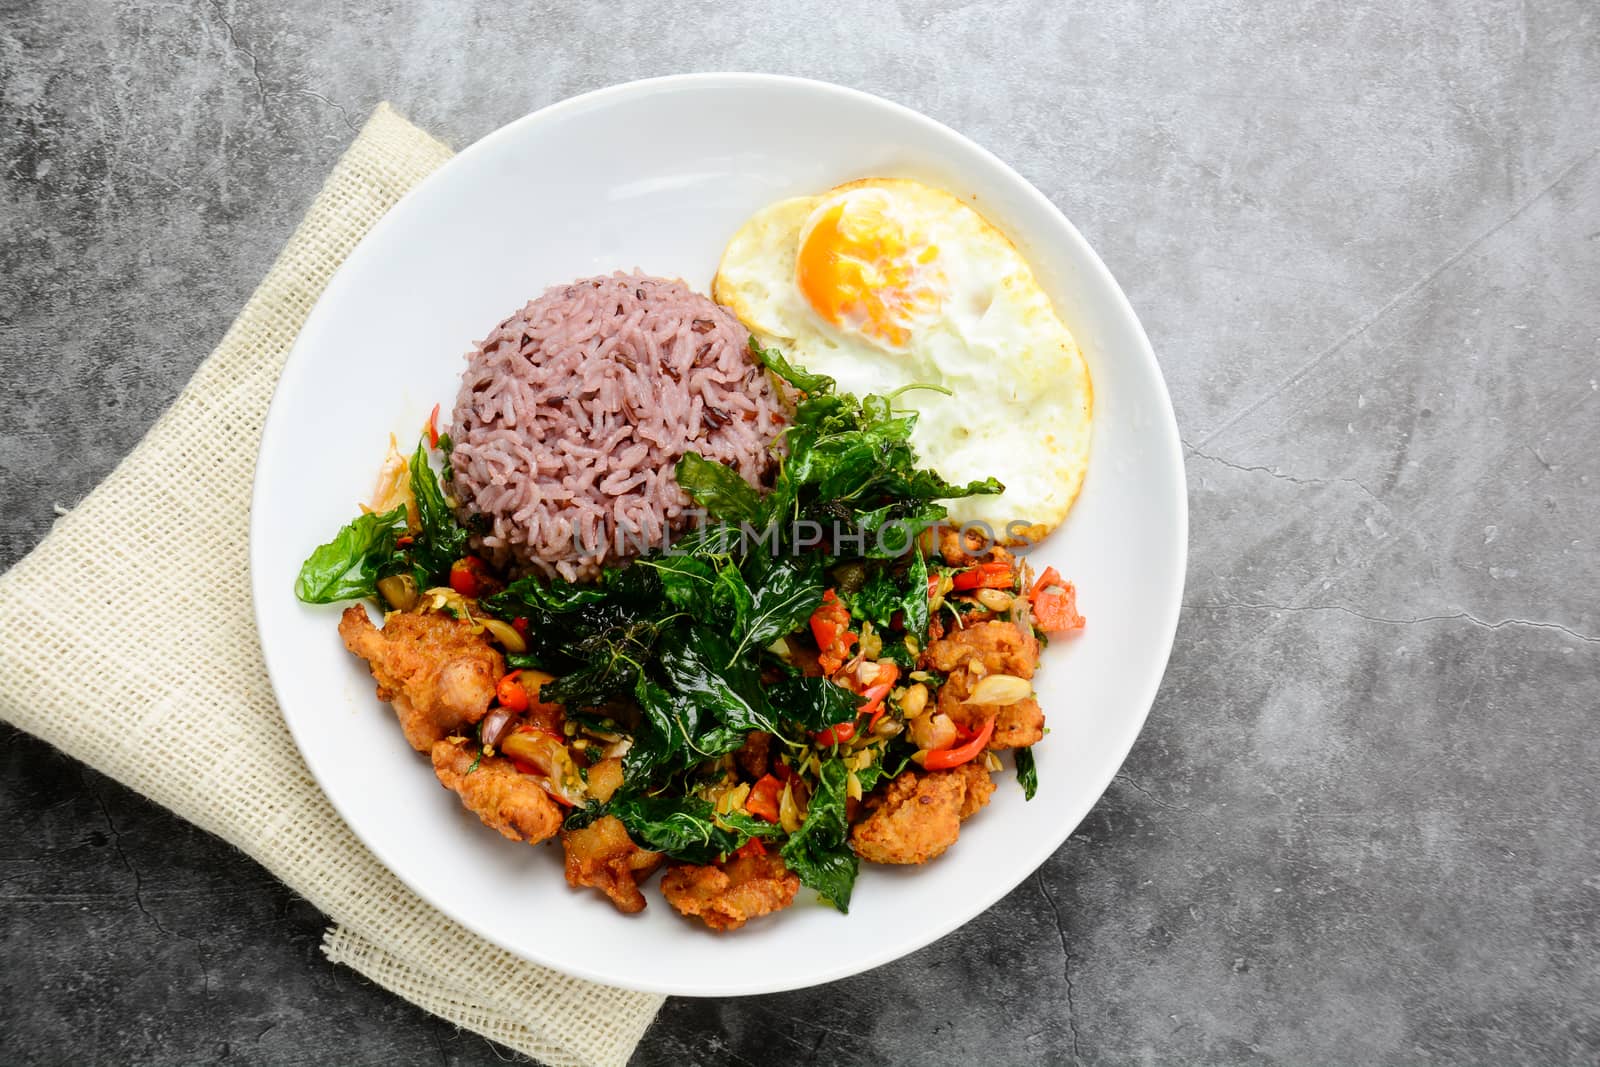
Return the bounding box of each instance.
[0,103,664,1067]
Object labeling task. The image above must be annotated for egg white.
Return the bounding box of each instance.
[714,178,1093,542]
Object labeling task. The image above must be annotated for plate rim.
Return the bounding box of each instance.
[249,71,1188,996]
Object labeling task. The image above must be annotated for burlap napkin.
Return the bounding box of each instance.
[0,103,663,1067]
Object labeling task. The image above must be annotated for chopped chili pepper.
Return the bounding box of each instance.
[1033,588,1084,633]
[858,662,900,728]
[770,759,795,783]
[508,756,539,776]
[745,774,784,823]
[808,589,858,675]
[511,616,530,638]
[923,716,996,769]
[449,557,483,598]
[396,534,414,547]
[810,589,846,646]
[425,403,441,448]
[1030,567,1085,633]
[1030,566,1062,600]
[497,670,530,712]
[732,836,766,860]
[814,720,856,747]
[951,560,1013,591]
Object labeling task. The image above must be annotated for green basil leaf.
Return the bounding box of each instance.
[609,795,741,865]
[767,675,861,731]
[751,337,835,396]
[732,552,825,660]
[901,542,930,642]
[482,575,608,617]
[657,625,781,736]
[1015,745,1039,801]
[885,468,1005,503]
[293,505,407,604]
[542,618,660,707]
[779,758,858,911]
[408,441,469,584]
[715,809,786,840]
[675,452,764,526]
[638,556,720,612]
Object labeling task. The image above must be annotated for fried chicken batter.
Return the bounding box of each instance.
[561,815,663,914]
[850,766,995,865]
[936,668,1046,750]
[933,526,1018,567]
[660,850,800,931]
[339,606,504,752]
[924,619,1037,679]
[431,737,562,845]
[923,620,1044,750]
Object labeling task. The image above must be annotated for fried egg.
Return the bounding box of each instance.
[713,178,1092,542]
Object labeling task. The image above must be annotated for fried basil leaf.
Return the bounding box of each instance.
[841,545,929,643]
[675,452,764,526]
[656,624,781,735]
[561,800,606,832]
[714,809,786,840]
[408,442,468,584]
[664,521,745,561]
[293,505,407,603]
[751,337,835,396]
[885,467,1005,503]
[900,543,930,642]
[625,675,746,784]
[1015,745,1039,801]
[639,556,719,612]
[482,575,608,617]
[767,676,861,732]
[732,552,825,660]
[609,795,741,865]
[541,619,660,707]
[779,758,858,911]
[713,560,756,637]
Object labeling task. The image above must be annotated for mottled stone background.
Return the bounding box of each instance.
[2,1,1596,1063]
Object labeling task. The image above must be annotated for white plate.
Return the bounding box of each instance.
[251,73,1186,996]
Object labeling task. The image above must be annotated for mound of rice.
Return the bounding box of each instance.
[448,271,785,581]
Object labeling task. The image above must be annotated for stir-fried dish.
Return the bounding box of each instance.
[295,179,1092,931]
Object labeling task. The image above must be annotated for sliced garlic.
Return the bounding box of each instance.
[963,673,1033,706]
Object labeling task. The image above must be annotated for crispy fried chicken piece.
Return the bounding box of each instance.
[339,606,504,752]
[849,766,995,865]
[936,667,1046,750]
[561,815,663,914]
[660,850,800,931]
[922,620,1044,750]
[924,619,1037,679]
[584,757,625,805]
[952,762,997,820]
[933,526,1017,568]
[430,738,562,845]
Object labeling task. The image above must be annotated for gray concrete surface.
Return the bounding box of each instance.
[2,1,1597,1063]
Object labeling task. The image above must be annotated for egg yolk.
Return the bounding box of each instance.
[796,196,943,348]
